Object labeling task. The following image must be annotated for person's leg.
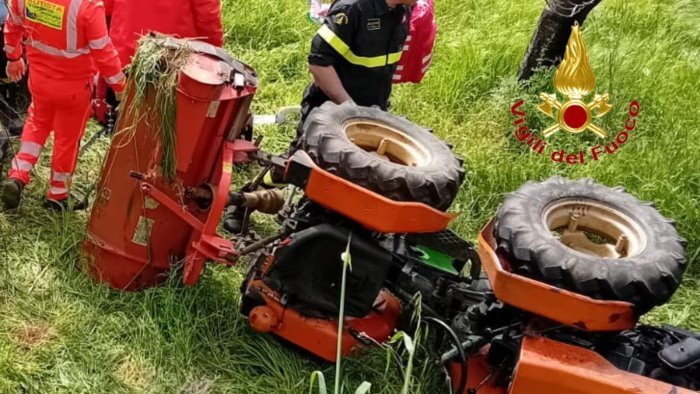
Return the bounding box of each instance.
[517,0,602,82]
[46,80,92,205]
[223,88,321,233]
[1,95,55,209]
[7,100,54,184]
[0,24,25,136]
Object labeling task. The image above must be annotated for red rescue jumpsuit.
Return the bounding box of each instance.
[109,0,224,67]
[4,0,124,201]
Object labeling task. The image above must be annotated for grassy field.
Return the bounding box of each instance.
[0,0,698,392]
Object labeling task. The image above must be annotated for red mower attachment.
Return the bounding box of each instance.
[82,40,258,290]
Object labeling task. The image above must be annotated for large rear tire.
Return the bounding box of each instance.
[494,177,686,314]
[296,102,464,211]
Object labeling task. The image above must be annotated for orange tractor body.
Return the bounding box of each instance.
[81,40,698,394]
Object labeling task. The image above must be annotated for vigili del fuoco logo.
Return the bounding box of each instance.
[510,23,640,165]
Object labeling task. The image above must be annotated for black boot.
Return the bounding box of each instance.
[43,197,87,212]
[1,178,24,210]
[222,205,247,234]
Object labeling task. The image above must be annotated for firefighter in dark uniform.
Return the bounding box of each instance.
[223,0,416,234]
[297,0,415,139]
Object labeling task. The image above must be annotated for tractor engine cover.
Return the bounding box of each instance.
[266,224,393,318]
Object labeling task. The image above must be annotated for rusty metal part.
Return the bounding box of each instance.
[238,231,288,256]
[344,120,431,167]
[543,199,646,258]
[231,188,285,214]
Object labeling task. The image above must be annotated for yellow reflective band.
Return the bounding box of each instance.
[317,24,402,68]
[263,171,286,188]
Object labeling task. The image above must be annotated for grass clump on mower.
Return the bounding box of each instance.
[122,35,193,181]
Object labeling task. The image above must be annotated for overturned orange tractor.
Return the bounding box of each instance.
[82,39,697,393]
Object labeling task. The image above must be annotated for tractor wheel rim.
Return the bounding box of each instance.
[344,120,431,167]
[542,199,646,259]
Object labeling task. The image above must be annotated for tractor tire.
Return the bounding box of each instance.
[296,101,464,211]
[494,177,686,314]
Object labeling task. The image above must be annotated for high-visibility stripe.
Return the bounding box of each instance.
[52,172,72,183]
[27,39,90,59]
[48,186,69,196]
[4,45,16,54]
[9,0,25,24]
[88,36,110,50]
[66,0,85,52]
[105,71,125,84]
[11,158,33,172]
[19,141,43,157]
[317,25,402,68]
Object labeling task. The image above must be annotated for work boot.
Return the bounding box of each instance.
[1,178,24,210]
[222,206,247,234]
[43,197,87,212]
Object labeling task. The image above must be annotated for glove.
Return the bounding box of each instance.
[6,59,26,82]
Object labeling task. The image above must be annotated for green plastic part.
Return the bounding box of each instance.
[412,245,459,275]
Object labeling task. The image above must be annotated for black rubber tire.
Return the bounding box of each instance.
[494,177,687,314]
[296,102,464,211]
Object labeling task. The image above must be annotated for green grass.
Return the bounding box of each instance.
[0,0,698,392]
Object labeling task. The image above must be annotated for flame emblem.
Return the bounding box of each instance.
[538,23,612,138]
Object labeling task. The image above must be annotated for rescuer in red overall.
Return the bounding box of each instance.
[91,0,223,134]
[109,0,224,67]
[1,0,125,211]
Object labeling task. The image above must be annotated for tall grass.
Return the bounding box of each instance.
[0,0,697,392]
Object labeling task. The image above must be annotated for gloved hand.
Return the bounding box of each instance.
[6,59,26,82]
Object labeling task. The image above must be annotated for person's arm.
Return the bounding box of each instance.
[307,2,359,104]
[192,0,224,47]
[3,1,25,62]
[309,64,351,104]
[83,2,125,93]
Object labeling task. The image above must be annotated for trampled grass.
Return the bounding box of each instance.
[0,0,698,392]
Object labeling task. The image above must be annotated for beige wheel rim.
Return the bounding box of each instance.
[344,120,431,167]
[543,199,646,258]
